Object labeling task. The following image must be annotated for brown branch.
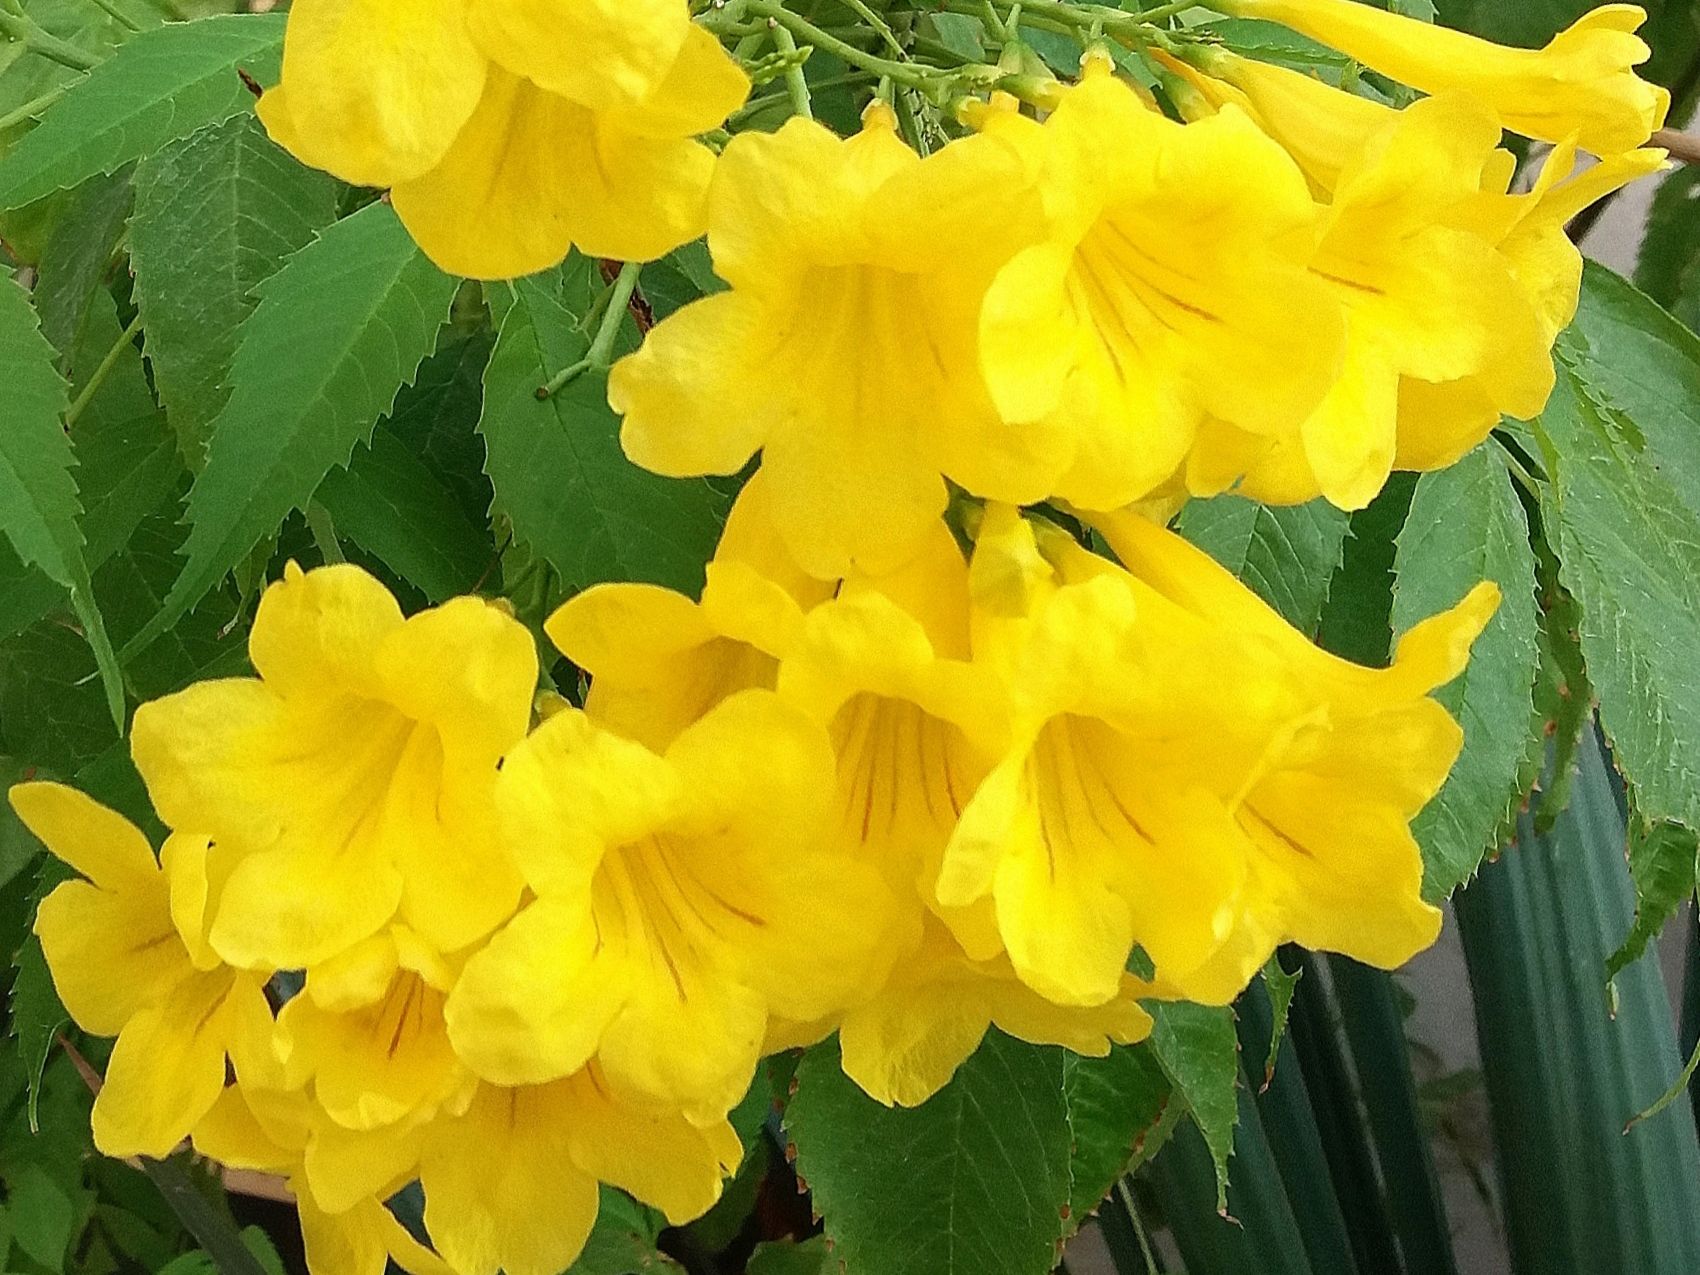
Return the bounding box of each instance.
[1653,128,1700,166]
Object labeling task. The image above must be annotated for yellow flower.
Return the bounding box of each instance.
[548,472,832,752]
[1156,48,1394,197]
[611,105,1064,578]
[131,563,536,970]
[12,783,273,1158]
[976,68,1345,512]
[775,521,1002,953]
[838,914,1153,1108]
[193,1080,454,1275]
[418,1076,738,1275]
[1218,0,1668,154]
[276,927,475,1134]
[447,691,894,1120]
[1207,94,1553,508]
[1391,138,1665,472]
[257,0,749,278]
[199,944,736,1275]
[934,507,1490,1007]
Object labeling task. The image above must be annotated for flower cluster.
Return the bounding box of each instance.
[19,0,1669,1271]
[615,29,1664,577]
[20,488,1492,1272]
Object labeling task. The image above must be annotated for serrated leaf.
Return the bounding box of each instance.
[382,332,497,528]
[1316,474,1415,665]
[1536,269,1700,836]
[1392,444,1540,898]
[1062,1042,1173,1222]
[1606,820,1699,983]
[1635,166,1700,326]
[567,1189,679,1275]
[32,169,132,360]
[479,266,729,599]
[126,202,458,655]
[314,424,491,603]
[131,112,339,465]
[0,271,121,726]
[1259,957,1301,1091]
[0,15,286,212]
[1176,495,1349,633]
[1148,1002,1240,1213]
[9,872,69,1130]
[747,1237,831,1275]
[786,1032,1072,1275]
[0,275,181,642]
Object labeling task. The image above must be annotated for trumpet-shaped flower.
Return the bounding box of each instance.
[935,507,1491,1007]
[13,783,273,1158]
[1164,58,1663,497]
[549,472,832,752]
[447,691,894,1119]
[257,0,749,277]
[1218,0,1668,154]
[838,914,1154,1108]
[612,105,1066,579]
[776,521,1003,956]
[1387,138,1667,471]
[1210,95,1553,508]
[977,69,1345,511]
[131,563,536,971]
[193,1078,458,1275]
[276,927,474,1134]
[1157,48,1394,197]
[418,1075,738,1275]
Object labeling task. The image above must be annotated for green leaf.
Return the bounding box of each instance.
[315,423,492,603]
[1316,474,1415,665]
[1176,494,1349,633]
[31,169,132,360]
[567,1189,679,1275]
[1635,166,1700,327]
[1606,819,1700,983]
[1535,271,1700,836]
[0,15,286,212]
[747,1237,831,1275]
[9,892,69,1132]
[126,202,458,655]
[0,276,181,642]
[1392,444,1540,898]
[479,266,729,600]
[8,1161,76,1268]
[786,1032,1071,1275]
[1455,730,1700,1273]
[381,331,496,529]
[0,271,121,727]
[1062,1043,1174,1223]
[1259,957,1301,1091]
[131,112,339,465]
[1148,1002,1240,1212]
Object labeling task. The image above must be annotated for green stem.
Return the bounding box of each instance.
[305,501,345,565]
[85,0,141,32]
[746,0,939,88]
[826,0,907,57]
[64,313,142,429]
[771,21,814,119]
[0,82,70,132]
[729,70,880,125]
[538,262,642,398]
[140,1156,271,1275]
[0,9,100,71]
